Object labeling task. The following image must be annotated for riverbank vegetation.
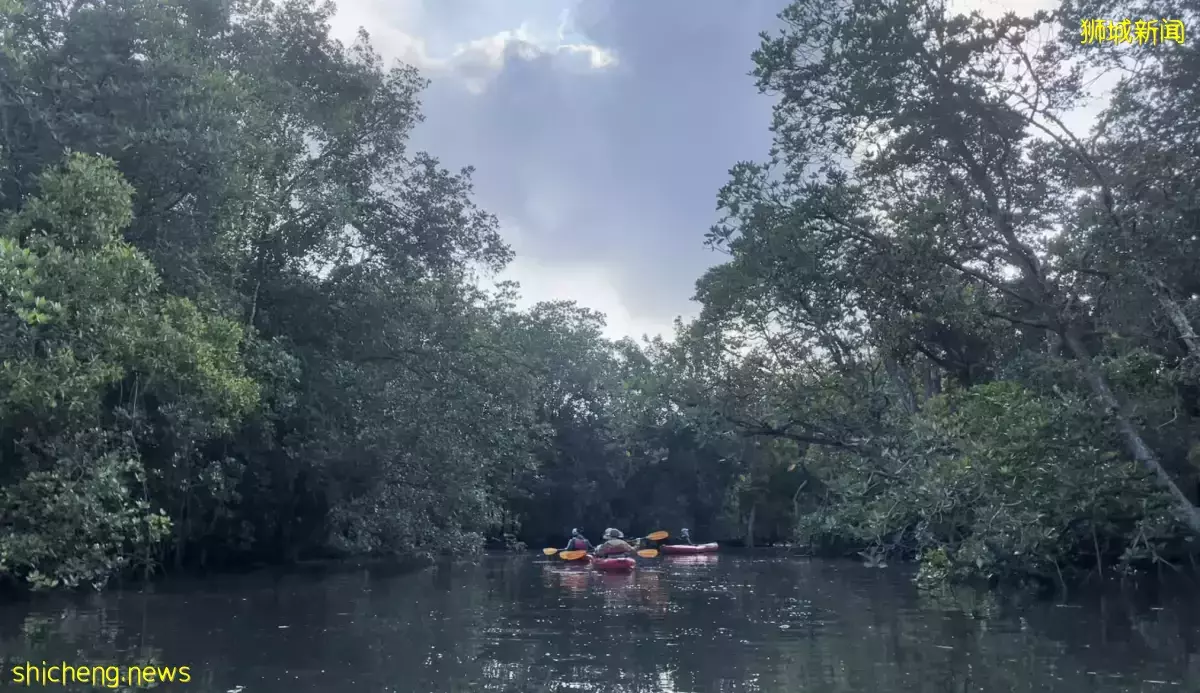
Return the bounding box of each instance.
[1,0,1198,592]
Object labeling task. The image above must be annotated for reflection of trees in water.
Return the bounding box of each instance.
[473,557,1200,692]
[751,562,1200,691]
[1014,581,1200,682]
[2,556,1197,692]
[0,565,502,692]
[0,604,164,685]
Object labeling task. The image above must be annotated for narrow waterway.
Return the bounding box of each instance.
[1,552,1197,691]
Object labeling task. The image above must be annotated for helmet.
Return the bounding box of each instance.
[681,528,690,533]
[603,528,624,539]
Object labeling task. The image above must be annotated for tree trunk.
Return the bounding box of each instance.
[790,480,809,523]
[745,503,757,548]
[922,361,941,402]
[1046,329,1064,358]
[1064,328,1200,535]
[174,498,188,571]
[1146,275,1200,358]
[939,94,1200,535]
[884,356,919,414]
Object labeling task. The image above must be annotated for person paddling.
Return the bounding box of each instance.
[563,528,593,552]
[595,528,636,557]
[679,528,694,545]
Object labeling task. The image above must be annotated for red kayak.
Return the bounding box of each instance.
[660,543,719,555]
[591,556,636,572]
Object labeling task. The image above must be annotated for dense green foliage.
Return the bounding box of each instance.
[685,0,1200,585]
[0,0,1198,591]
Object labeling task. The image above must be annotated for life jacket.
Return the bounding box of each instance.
[567,537,588,550]
[595,539,632,557]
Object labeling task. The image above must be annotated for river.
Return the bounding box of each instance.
[1,552,1197,691]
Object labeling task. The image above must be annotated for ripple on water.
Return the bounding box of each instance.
[0,555,1197,692]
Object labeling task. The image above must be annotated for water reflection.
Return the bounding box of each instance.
[0,555,1197,692]
[663,555,719,566]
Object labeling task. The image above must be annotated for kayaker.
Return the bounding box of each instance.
[679,528,694,545]
[594,528,637,557]
[563,528,593,552]
[636,535,659,550]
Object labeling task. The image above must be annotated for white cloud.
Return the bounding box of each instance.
[475,221,682,342]
[500,257,679,342]
[329,0,616,95]
[433,25,617,94]
[328,0,644,339]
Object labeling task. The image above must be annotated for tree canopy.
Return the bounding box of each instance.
[0,0,1198,591]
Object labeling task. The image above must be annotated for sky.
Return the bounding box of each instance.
[327,0,1066,342]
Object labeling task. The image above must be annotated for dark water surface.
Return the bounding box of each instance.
[2,552,1199,692]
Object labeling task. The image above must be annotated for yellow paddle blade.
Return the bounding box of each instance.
[559,550,588,561]
[543,548,559,556]
[645,531,669,542]
[637,549,659,558]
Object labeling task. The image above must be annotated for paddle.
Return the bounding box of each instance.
[629,530,668,559]
[542,548,559,556]
[559,550,589,561]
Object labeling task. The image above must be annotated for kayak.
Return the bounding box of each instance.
[591,556,636,572]
[660,543,719,555]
